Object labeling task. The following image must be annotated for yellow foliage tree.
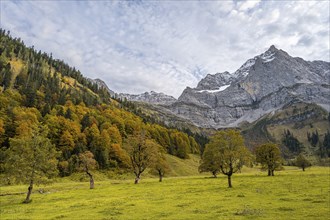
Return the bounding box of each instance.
[202,129,252,187]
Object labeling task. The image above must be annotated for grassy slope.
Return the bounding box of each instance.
[165,154,201,177]
[1,167,329,220]
[62,154,202,182]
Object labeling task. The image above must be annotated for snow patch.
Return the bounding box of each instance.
[241,59,256,69]
[197,84,230,93]
[297,79,313,84]
[260,51,275,63]
[263,57,275,63]
[317,103,330,112]
[242,72,249,77]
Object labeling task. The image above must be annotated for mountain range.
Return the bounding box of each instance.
[102,45,330,129]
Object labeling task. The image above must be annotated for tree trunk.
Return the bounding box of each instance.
[89,176,94,189]
[134,173,140,184]
[271,170,274,176]
[227,175,232,188]
[86,171,94,189]
[302,167,305,171]
[24,180,33,203]
[212,171,217,178]
[158,170,163,182]
[268,169,271,176]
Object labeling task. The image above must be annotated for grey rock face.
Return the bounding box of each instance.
[87,78,116,97]
[168,45,330,128]
[196,71,234,90]
[119,91,177,106]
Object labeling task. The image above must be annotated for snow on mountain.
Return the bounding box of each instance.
[196,85,231,93]
[233,45,277,78]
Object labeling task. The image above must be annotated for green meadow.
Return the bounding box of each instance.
[1,166,329,220]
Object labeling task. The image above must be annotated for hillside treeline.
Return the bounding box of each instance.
[0,29,200,177]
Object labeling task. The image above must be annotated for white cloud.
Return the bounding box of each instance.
[0,0,329,98]
[237,0,261,11]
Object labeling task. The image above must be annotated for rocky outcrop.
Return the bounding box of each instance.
[196,71,234,90]
[87,78,116,97]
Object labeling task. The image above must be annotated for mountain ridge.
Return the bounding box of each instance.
[119,91,177,106]
[107,45,329,129]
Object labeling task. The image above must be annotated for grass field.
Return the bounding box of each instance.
[1,166,329,220]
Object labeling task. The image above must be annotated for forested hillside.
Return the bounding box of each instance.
[241,102,330,163]
[0,29,200,179]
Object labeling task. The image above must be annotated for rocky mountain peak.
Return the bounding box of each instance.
[233,45,281,79]
[268,45,278,52]
[169,46,330,128]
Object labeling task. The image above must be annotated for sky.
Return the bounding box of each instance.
[1,0,329,98]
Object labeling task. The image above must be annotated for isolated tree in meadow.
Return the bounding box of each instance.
[204,129,252,187]
[199,143,220,178]
[152,144,170,182]
[255,143,282,176]
[5,126,59,203]
[126,131,157,184]
[77,151,98,189]
[295,154,311,171]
